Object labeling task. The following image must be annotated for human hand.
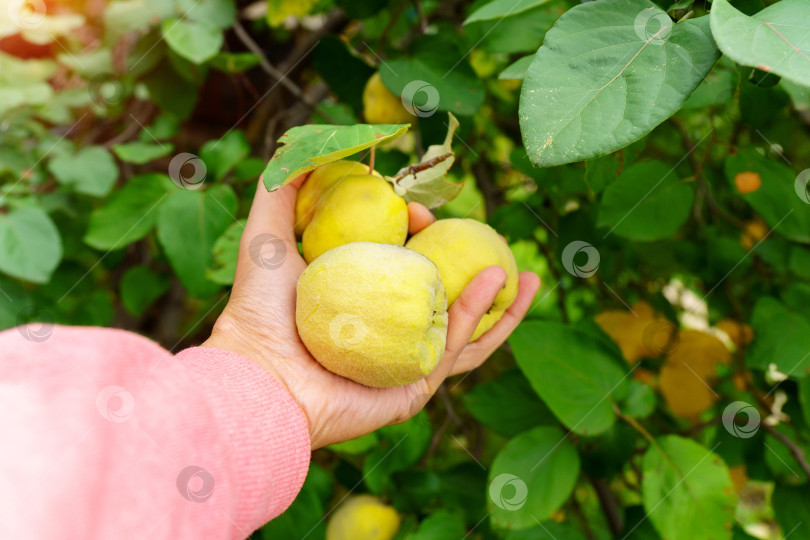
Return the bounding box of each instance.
[202,175,540,449]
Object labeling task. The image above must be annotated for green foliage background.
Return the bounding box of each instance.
[1,0,809,538]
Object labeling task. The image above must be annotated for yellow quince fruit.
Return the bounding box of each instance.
[326,495,400,540]
[405,218,518,341]
[294,160,380,237]
[363,72,414,125]
[301,174,408,263]
[296,242,448,388]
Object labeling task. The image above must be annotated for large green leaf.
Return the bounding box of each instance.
[519,0,719,167]
[748,297,810,378]
[510,321,628,435]
[363,412,432,494]
[505,522,588,540]
[156,185,237,297]
[488,426,580,529]
[178,0,236,30]
[410,511,466,540]
[119,266,169,316]
[161,18,223,65]
[206,219,246,286]
[199,131,250,181]
[262,123,409,191]
[259,465,328,539]
[642,436,736,540]
[380,35,486,116]
[462,369,552,437]
[597,160,694,241]
[112,141,174,165]
[772,485,810,539]
[0,206,62,284]
[48,146,118,197]
[84,174,173,250]
[464,0,563,55]
[710,0,810,87]
[725,149,810,244]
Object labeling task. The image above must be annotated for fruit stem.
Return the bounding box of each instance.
[368,146,376,174]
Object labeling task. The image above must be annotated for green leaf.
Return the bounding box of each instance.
[642,436,736,540]
[488,426,580,529]
[312,35,375,115]
[143,61,199,119]
[327,432,379,455]
[772,485,810,539]
[748,297,810,378]
[620,380,656,419]
[381,35,486,116]
[0,277,29,330]
[161,18,223,65]
[519,0,719,167]
[84,174,173,250]
[178,0,236,30]
[725,149,810,244]
[206,219,246,286]
[387,113,462,208]
[710,0,810,87]
[764,423,808,485]
[112,141,174,164]
[363,412,432,494]
[208,52,261,73]
[262,123,409,191]
[465,0,554,23]
[510,321,628,436]
[462,369,552,438]
[259,465,327,539]
[119,266,169,316]
[505,521,588,540]
[156,185,237,297]
[464,0,563,55]
[410,510,465,540]
[200,131,251,181]
[48,146,118,197]
[0,206,62,284]
[800,378,810,430]
[499,56,532,80]
[597,160,694,241]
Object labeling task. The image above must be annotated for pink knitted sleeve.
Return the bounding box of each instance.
[0,325,311,539]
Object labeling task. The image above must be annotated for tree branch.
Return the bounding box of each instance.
[591,477,623,538]
[761,423,810,479]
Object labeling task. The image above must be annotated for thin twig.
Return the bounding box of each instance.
[391,152,453,183]
[591,477,622,538]
[232,19,333,122]
[413,0,428,32]
[761,423,810,479]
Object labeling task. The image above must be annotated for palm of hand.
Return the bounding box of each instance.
[204,175,540,449]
